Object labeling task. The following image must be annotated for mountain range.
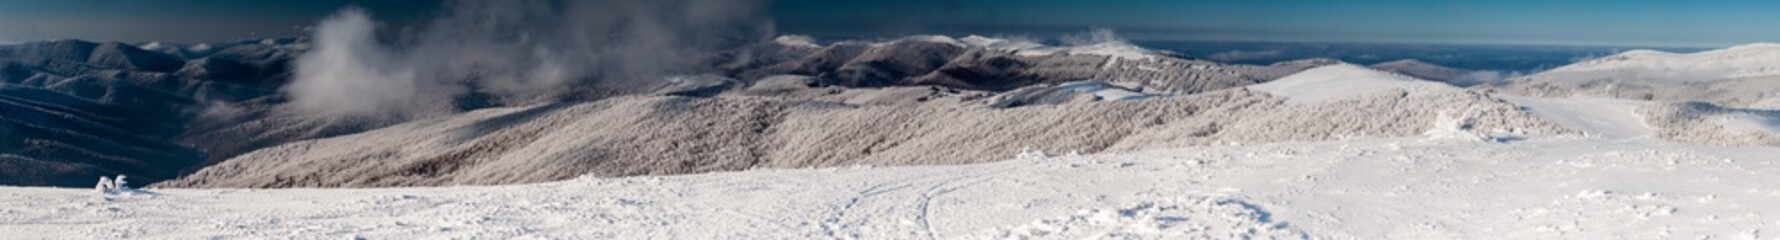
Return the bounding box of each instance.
[3,36,1778,188]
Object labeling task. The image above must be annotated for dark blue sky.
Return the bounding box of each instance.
[2,0,1776,47]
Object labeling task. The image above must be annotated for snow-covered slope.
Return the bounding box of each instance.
[1368,59,1470,83]
[0,86,203,186]
[9,138,1780,238]
[957,35,1166,61]
[1495,95,1654,139]
[1640,102,1780,147]
[718,35,1305,94]
[1248,64,1457,104]
[983,80,1157,108]
[1533,43,1780,83]
[160,85,1575,188]
[2,33,1320,187]
[0,39,300,187]
[1502,43,1780,107]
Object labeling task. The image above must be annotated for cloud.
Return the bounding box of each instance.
[1448,70,1525,87]
[1058,28,1125,46]
[285,8,435,118]
[0,33,28,45]
[283,0,773,119]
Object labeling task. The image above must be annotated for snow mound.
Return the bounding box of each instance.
[1248,64,1457,104]
[979,196,1305,239]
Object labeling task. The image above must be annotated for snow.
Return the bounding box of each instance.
[1422,109,1495,142]
[982,80,1161,108]
[1248,64,1456,104]
[888,35,965,47]
[958,35,1044,50]
[1532,42,1780,83]
[1712,113,1780,135]
[957,35,1162,61]
[5,138,1779,238]
[1062,41,1162,61]
[1053,80,1152,101]
[1751,97,1780,109]
[1497,95,1655,139]
[772,35,820,48]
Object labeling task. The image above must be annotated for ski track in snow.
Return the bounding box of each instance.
[4,137,1780,239]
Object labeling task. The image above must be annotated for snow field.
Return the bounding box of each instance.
[6,137,1779,239]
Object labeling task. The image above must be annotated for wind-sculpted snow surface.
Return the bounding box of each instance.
[13,138,1780,238]
[161,70,1575,187]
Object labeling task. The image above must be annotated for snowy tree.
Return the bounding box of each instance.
[93,175,133,194]
[113,175,130,191]
[94,176,114,193]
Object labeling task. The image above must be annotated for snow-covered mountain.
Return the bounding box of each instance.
[161,63,1574,188]
[138,52,1780,188]
[9,35,1780,238]
[1249,64,1459,104]
[1472,43,1780,146]
[2,35,1332,187]
[712,35,1304,94]
[1503,43,1780,107]
[0,39,300,187]
[1533,43,1780,82]
[5,34,1780,192]
[1368,59,1470,83]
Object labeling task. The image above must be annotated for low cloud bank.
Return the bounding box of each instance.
[286,0,773,119]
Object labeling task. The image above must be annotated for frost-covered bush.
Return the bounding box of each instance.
[94,175,133,194]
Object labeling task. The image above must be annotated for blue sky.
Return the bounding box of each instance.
[1,0,1775,47]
